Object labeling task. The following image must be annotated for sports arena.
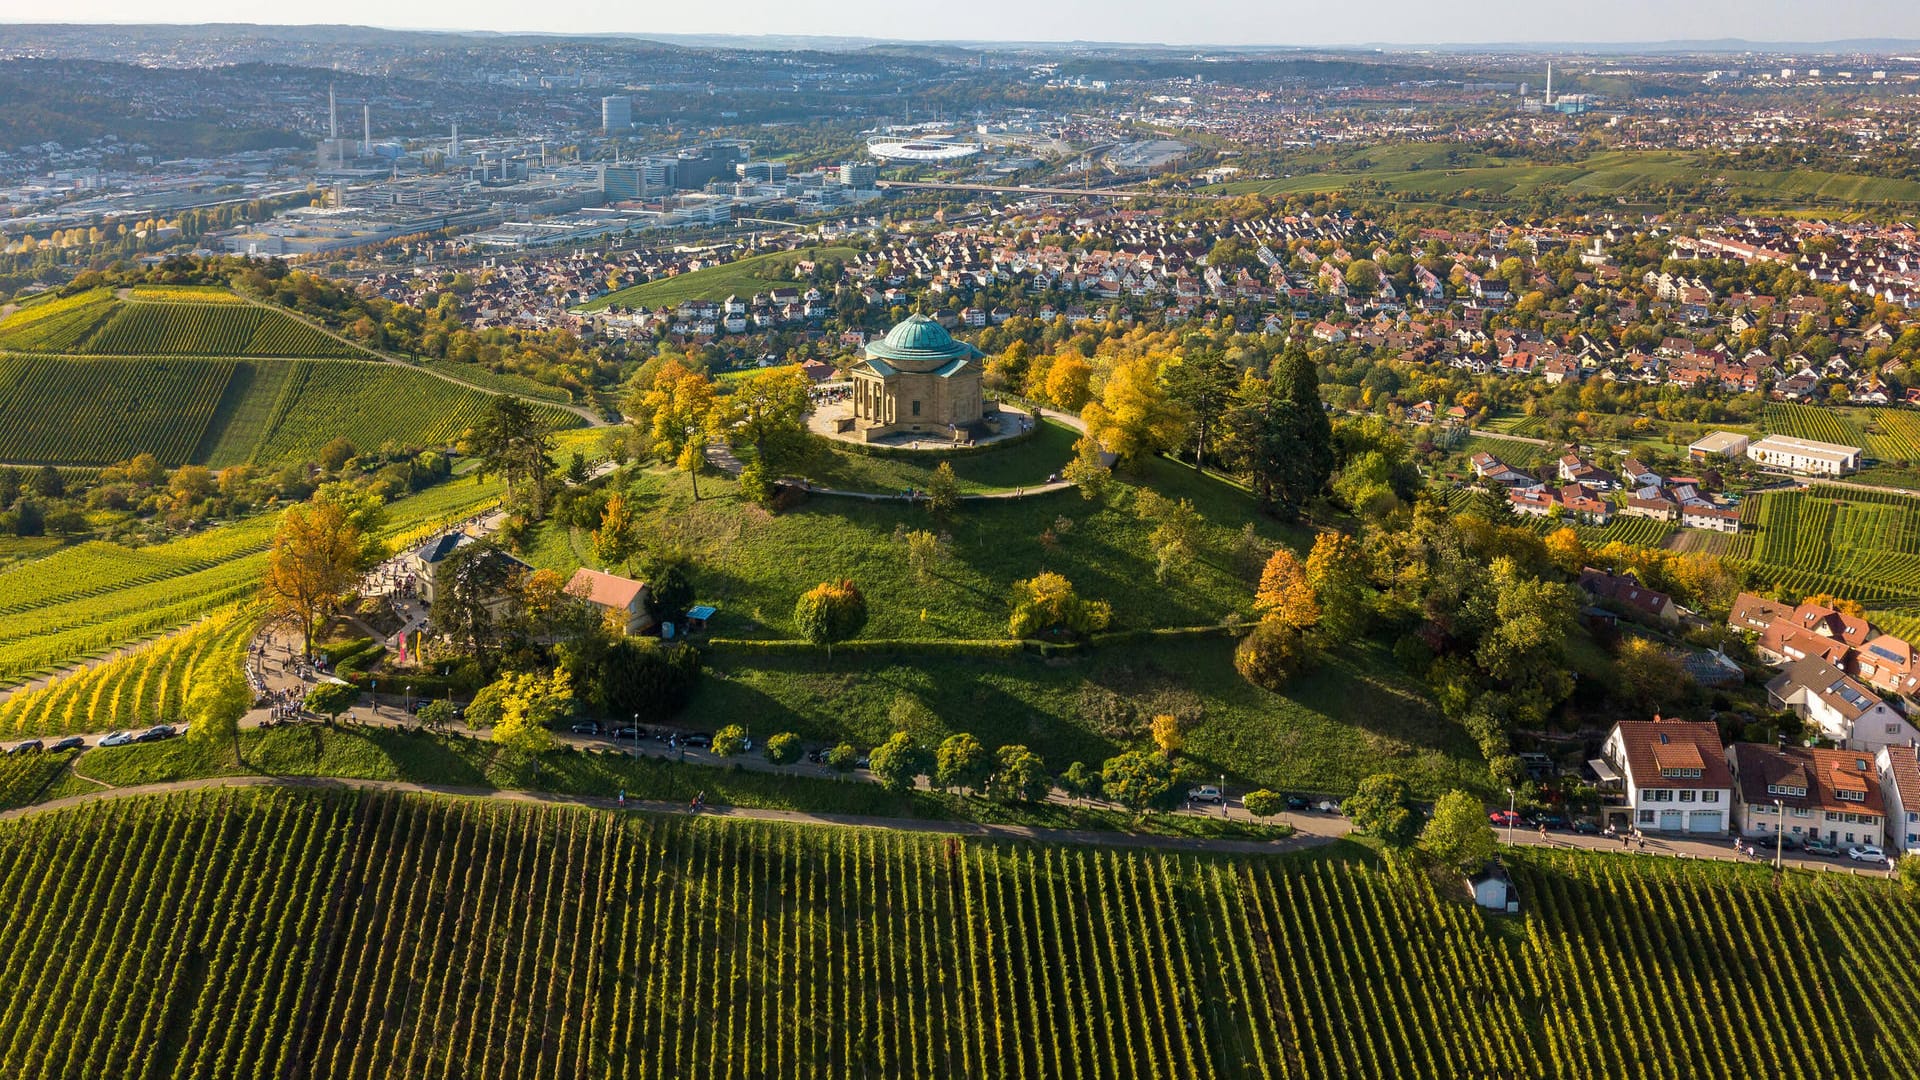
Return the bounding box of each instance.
[865,135,981,164]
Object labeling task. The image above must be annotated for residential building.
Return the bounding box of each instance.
[1876,744,1920,853]
[601,95,632,133]
[1730,742,1884,848]
[564,567,655,635]
[1577,568,1680,624]
[1767,656,1920,751]
[1599,718,1733,835]
[1746,434,1862,476]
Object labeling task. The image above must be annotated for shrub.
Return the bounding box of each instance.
[765,731,802,766]
[713,724,748,758]
[1234,615,1317,690]
[1242,789,1284,818]
[826,743,859,773]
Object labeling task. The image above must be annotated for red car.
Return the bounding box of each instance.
[1488,810,1526,827]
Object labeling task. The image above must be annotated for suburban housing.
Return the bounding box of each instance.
[1728,742,1885,849]
[1598,718,1733,835]
[1746,433,1863,475]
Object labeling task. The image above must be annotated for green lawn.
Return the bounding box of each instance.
[578,246,858,311]
[692,635,1486,798]
[784,418,1079,494]
[553,450,1305,640]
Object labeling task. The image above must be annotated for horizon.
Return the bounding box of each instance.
[6,2,1920,52]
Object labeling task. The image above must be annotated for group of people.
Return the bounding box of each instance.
[1602,824,1649,849]
[262,687,306,723]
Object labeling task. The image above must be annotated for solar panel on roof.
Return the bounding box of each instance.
[1870,644,1905,664]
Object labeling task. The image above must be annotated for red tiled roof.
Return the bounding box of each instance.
[1730,742,1885,816]
[1611,719,1732,789]
[565,568,646,610]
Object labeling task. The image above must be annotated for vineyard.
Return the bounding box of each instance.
[1764,402,1867,449]
[0,355,578,467]
[0,474,506,689]
[0,788,1916,1079]
[0,291,363,359]
[0,355,235,465]
[1863,409,1920,465]
[1737,486,1920,602]
[0,750,76,810]
[0,605,256,738]
[0,289,119,352]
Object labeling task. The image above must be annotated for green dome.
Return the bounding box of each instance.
[865,314,983,370]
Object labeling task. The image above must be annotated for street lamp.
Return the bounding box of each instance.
[1775,798,1784,872]
[1505,788,1517,844]
[633,713,640,755]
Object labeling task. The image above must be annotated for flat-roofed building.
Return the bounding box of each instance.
[1689,430,1750,459]
[1746,434,1862,475]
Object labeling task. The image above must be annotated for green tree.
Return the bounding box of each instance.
[1101,750,1175,813]
[868,731,928,793]
[1306,532,1373,642]
[988,744,1050,803]
[185,669,251,763]
[795,579,869,659]
[1242,789,1284,818]
[934,732,992,793]
[1162,347,1239,468]
[724,365,812,469]
[304,681,358,725]
[1061,434,1112,501]
[470,394,555,517]
[1234,616,1317,690]
[644,554,695,626]
[1344,773,1420,849]
[925,461,959,520]
[488,668,573,754]
[263,497,364,659]
[713,723,748,758]
[1422,790,1497,874]
[1059,761,1098,799]
[765,732,803,766]
[429,541,521,675]
[417,698,456,731]
[826,743,859,773]
[1225,349,1332,518]
[1008,572,1111,639]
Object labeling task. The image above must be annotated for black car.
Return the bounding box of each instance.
[1533,813,1568,830]
[1570,819,1601,835]
[134,725,174,743]
[1285,795,1311,811]
[9,740,43,754]
[611,726,641,740]
[569,721,601,735]
[48,737,85,753]
[683,733,713,749]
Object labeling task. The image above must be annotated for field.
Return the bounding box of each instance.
[0,787,1917,1079]
[1527,513,1676,550]
[578,246,858,312]
[0,474,509,689]
[0,355,581,467]
[1737,485,1920,602]
[1862,409,1920,466]
[1213,148,1920,211]
[0,605,256,738]
[1456,434,1552,469]
[0,291,362,359]
[1478,413,1549,438]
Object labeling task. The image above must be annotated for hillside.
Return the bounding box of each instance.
[0,355,581,467]
[0,288,362,358]
[0,787,1915,1080]
[578,245,857,311]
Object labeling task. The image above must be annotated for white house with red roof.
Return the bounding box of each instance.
[1875,744,1920,853]
[1730,743,1884,848]
[565,568,654,635]
[1599,718,1733,835]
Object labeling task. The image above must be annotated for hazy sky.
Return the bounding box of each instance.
[12,0,1920,46]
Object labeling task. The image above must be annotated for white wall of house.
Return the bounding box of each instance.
[1877,747,1920,853]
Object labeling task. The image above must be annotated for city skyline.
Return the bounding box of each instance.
[10,1,1920,49]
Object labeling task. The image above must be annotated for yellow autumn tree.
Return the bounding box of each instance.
[1082,355,1188,462]
[1254,549,1321,629]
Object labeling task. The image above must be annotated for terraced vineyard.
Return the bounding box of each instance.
[1764,402,1867,449]
[1864,409,1920,465]
[0,289,119,352]
[0,355,236,465]
[0,291,363,359]
[0,475,506,688]
[1738,486,1920,601]
[0,355,578,467]
[0,605,256,737]
[0,788,1916,1080]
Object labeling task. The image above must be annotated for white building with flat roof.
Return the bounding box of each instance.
[1689,431,1751,459]
[1746,434,1862,476]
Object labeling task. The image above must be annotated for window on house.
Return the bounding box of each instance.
[1638,810,1655,824]
[1703,791,1720,803]
[1679,790,1697,803]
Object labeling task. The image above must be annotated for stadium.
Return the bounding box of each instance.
[865,135,981,164]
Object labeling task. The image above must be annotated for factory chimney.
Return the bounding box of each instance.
[328,83,338,140]
[1545,62,1553,107]
[363,104,371,156]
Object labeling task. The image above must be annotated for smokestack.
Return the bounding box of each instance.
[363,104,371,155]
[1546,62,1553,107]
[328,83,337,140]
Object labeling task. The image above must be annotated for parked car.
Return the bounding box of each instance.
[1803,838,1841,857]
[98,731,134,747]
[569,722,601,735]
[1570,819,1600,835]
[48,737,84,753]
[1847,844,1887,863]
[683,733,713,749]
[135,725,174,743]
[1533,813,1568,830]
[9,740,42,754]
[1285,795,1311,811]
[1752,833,1798,851]
[611,726,641,740]
[1187,786,1224,804]
[1489,810,1526,827]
